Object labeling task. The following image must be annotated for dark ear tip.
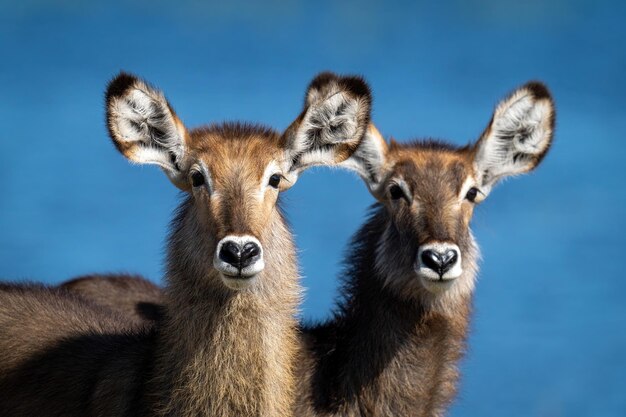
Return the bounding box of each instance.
[523,81,552,102]
[338,75,372,102]
[105,71,139,103]
[306,71,341,94]
[305,71,372,105]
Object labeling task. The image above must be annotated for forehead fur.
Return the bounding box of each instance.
[188,122,283,179]
[388,138,472,157]
[387,139,474,192]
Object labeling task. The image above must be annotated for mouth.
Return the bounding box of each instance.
[219,272,258,290]
[414,263,462,281]
[413,263,462,294]
[214,261,265,280]
[417,269,459,282]
[417,273,456,293]
[222,271,247,279]
[216,266,262,290]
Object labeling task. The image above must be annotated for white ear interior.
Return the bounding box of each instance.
[291,91,362,168]
[106,74,190,189]
[108,82,186,172]
[283,73,371,180]
[474,84,554,190]
[341,124,388,193]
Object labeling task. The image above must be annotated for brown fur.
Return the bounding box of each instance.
[61,274,163,323]
[295,144,481,416]
[54,142,485,416]
[0,71,372,417]
[149,195,301,416]
[0,282,154,416]
[294,82,555,416]
[57,81,555,416]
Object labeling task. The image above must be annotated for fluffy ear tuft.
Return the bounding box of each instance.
[341,124,388,195]
[473,81,555,192]
[105,72,189,188]
[282,71,372,177]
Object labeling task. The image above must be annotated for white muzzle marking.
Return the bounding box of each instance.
[415,242,463,293]
[213,235,265,290]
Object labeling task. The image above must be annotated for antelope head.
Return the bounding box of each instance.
[105,72,372,290]
[343,82,555,305]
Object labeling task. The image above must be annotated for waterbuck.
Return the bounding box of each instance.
[60,274,163,324]
[294,81,555,416]
[57,81,555,416]
[0,71,372,417]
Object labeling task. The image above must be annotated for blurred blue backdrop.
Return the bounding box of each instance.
[1,1,625,415]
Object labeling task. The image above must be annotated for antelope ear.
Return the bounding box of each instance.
[105,72,189,189]
[473,81,555,195]
[281,71,372,182]
[340,123,388,195]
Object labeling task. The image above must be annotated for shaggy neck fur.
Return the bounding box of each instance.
[148,198,300,417]
[296,206,474,417]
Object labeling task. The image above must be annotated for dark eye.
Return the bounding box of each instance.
[268,173,281,189]
[465,187,479,202]
[389,184,405,200]
[191,171,205,187]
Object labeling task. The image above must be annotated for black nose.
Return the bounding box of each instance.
[219,241,261,270]
[420,249,458,276]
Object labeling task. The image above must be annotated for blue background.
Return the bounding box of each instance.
[1,1,625,415]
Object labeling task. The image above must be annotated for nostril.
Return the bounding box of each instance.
[441,250,458,271]
[421,250,443,272]
[219,241,242,267]
[439,249,459,274]
[240,242,261,268]
[242,242,260,259]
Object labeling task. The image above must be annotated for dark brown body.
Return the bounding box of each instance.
[294,208,470,417]
[0,283,156,416]
[61,274,163,323]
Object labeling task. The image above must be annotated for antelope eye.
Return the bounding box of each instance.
[465,187,479,202]
[268,173,281,189]
[191,171,205,187]
[389,184,405,200]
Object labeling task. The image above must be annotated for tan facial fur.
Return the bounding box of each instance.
[105,71,372,291]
